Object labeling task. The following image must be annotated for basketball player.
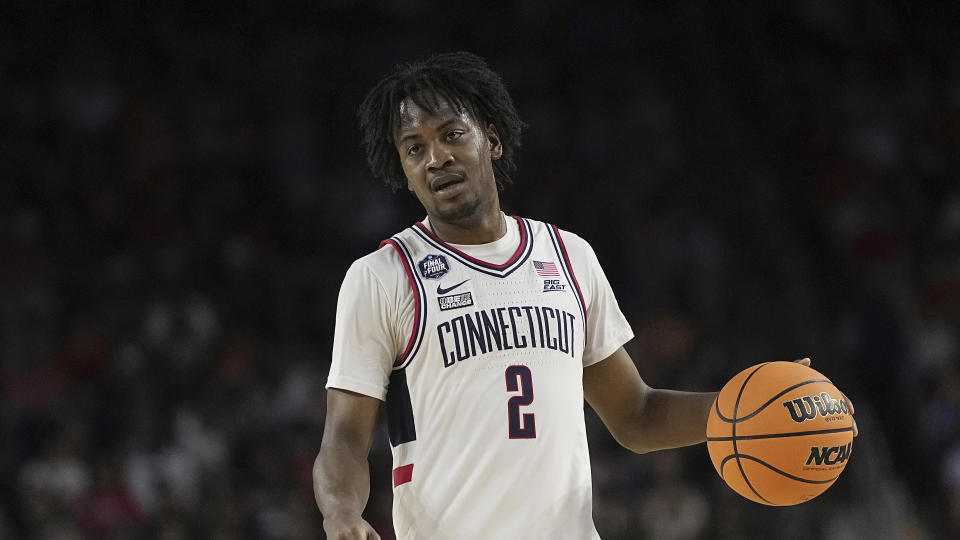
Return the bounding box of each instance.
[313,52,854,540]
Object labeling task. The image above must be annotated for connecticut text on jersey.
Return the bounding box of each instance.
[438,305,579,367]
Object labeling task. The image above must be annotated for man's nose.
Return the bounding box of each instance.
[426,144,454,170]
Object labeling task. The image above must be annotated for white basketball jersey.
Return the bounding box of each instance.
[327,215,634,540]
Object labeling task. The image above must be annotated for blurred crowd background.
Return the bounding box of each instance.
[3,1,959,538]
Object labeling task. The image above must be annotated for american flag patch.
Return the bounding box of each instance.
[533,260,559,277]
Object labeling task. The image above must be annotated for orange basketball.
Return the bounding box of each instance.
[706,361,854,506]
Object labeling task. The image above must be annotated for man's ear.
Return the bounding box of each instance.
[486,124,503,160]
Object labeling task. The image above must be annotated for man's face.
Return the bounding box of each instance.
[394,96,502,224]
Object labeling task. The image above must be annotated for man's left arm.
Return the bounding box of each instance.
[583,350,856,454]
[583,346,717,454]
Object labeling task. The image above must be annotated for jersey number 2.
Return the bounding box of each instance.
[506,365,536,439]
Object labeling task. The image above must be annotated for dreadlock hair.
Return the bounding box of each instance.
[358,51,526,192]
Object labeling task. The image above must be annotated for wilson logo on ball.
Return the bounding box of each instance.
[782,392,848,423]
[806,442,853,466]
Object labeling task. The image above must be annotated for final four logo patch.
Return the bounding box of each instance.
[418,254,450,280]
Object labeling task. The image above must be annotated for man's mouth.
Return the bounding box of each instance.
[431,173,465,193]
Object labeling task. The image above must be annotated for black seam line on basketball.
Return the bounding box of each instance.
[733,363,769,505]
[707,426,854,442]
[719,455,773,504]
[720,454,839,485]
[713,378,833,424]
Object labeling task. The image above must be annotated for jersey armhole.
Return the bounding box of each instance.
[548,225,589,345]
[379,239,424,368]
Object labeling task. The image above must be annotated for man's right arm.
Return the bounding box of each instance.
[313,388,383,540]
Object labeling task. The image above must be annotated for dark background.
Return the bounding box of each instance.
[2,1,958,538]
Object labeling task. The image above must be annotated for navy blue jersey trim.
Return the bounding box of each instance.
[410,217,534,278]
[389,237,428,369]
[547,225,588,341]
[386,369,417,447]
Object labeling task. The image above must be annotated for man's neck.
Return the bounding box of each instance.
[428,210,506,245]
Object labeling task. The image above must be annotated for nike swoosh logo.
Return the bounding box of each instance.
[437,279,470,295]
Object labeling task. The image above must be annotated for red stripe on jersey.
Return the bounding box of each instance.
[551,225,588,343]
[392,463,414,487]
[379,240,420,367]
[413,215,527,270]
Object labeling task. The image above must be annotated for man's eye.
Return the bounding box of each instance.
[407,144,422,156]
[446,131,463,141]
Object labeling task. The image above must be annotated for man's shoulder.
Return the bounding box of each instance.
[517,215,585,238]
[351,242,405,277]
[503,215,594,261]
[544,221,592,254]
[337,244,412,303]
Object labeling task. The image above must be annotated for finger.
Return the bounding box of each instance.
[841,392,855,415]
[793,357,811,367]
[841,391,858,437]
